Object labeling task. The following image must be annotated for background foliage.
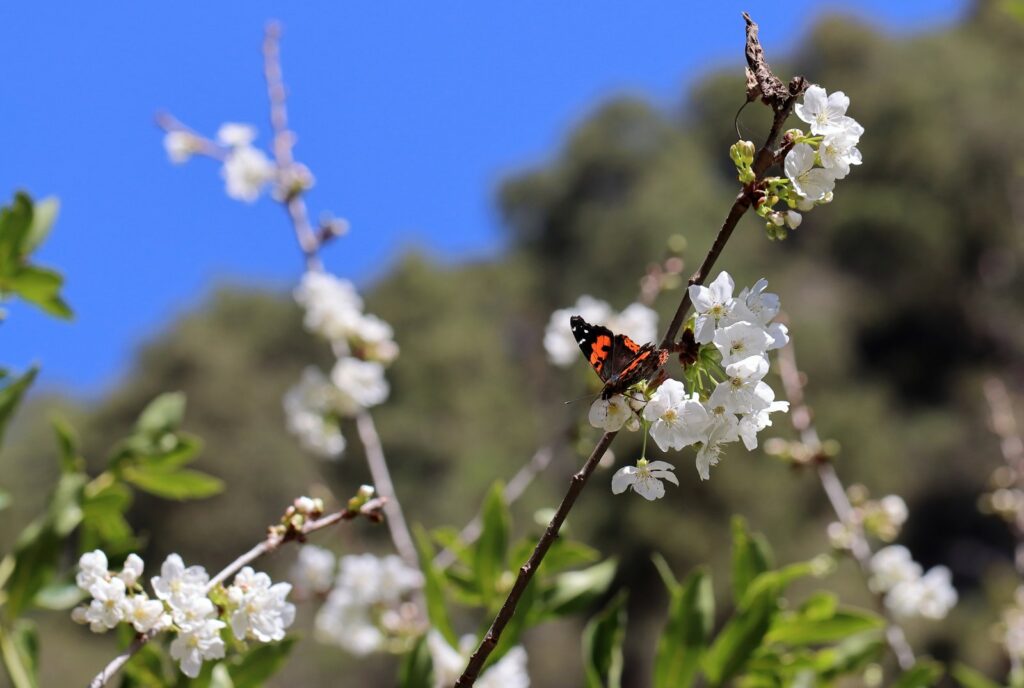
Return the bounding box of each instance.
[2,3,1023,685]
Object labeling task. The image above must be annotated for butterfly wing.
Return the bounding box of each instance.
[570,315,616,382]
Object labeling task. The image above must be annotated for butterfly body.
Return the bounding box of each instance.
[570,315,668,399]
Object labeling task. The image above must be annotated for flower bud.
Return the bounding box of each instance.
[785,211,802,229]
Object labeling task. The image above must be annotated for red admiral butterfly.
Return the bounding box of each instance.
[570,315,669,399]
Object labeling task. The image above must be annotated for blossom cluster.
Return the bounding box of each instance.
[72,550,295,678]
[311,551,425,655]
[164,122,313,203]
[827,491,909,549]
[284,271,399,460]
[868,545,957,621]
[578,272,788,497]
[544,296,658,367]
[427,630,530,688]
[730,85,864,240]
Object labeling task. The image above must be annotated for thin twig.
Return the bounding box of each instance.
[434,446,555,570]
[456,14,802,685]
[262,21,322,272]
[355,412,419,569]
[776,342,916,670]
[87,498,387,688]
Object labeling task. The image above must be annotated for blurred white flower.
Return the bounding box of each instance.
[221,145,275,202]
[315,590,384,655]
[216,122,257,148]
[291,546,336,596]
[886,566,957,620]
[164,131,199,164]
[331,358,389,411]
[427,631,530,688]
[295,272,365,343]
[868,545,921,594]
[170,618,226,679]
[611,459,679,501]
[607,302,658,347]
[544,296,613,367]
[283,366,347,459]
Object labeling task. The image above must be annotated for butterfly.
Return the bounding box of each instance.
[570,315,669,399]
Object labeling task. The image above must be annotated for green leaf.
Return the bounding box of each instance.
[814,630,886,680]
[0,193,33,276]
[654,567,713,688]
[651,552,680,595]
[81,482,135,550]
[583,591,628,688]
[51,416,83,473]
[474,482,509,606]
[227,638,295,688]
[414,525,457,645]
[731,517,772,603]
[210,664,235,688]
[538,539,601,574]
[23,197,58,255]
[32,581,86,610]
[0,620,38,688]
[952,664,1002,688]
[893,659,945,688]
[136,392,186,435]
[398,634,433,688]
[766,608,885,645]
[4,472,86,618]
[540,559,617,618]
[5,267,72,319]
[702,580,779,687]
[0,367,37,449]
[122,466,224,500]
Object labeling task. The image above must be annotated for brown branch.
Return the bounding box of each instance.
[87,498,387,688]
[776,342,916,670]
[454,433,617,686]
[354,412,419,569]
[457,13,802,685]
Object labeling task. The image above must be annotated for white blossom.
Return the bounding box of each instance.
[315,590,384,654]
[122,594,170,633]
[164,131,199,164]
[119,553,144,587]
[76,549,109,591]
[785,210,803,229]
[707,356,772,415]
[886,566,957,620]
[642,380,709,451]
[221,145,275,202]
[79,577,127,632]
[427,631,530,688]
[331,358,390,411]
[216,122,257,148]
[689,271,736,344]
[611,459,679,501]
[819,126,863,179]
[868,545,921,594]
[151,554,209,610]
[713,321,773,367]
[785,143,836,201]
[879,495,908,531]
[737,400,789,451]
[694,413,740,480]
[171,594,217,631]
[170,618,227,679]
[795,85,851,136]
[294,272,365,343]
[227,567,296,642]
[283,367,346,459]
[589,395,633,432]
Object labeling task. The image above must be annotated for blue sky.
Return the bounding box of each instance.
[0,1,965,393]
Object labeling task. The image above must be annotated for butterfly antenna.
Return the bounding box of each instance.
[564,391,602,406]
